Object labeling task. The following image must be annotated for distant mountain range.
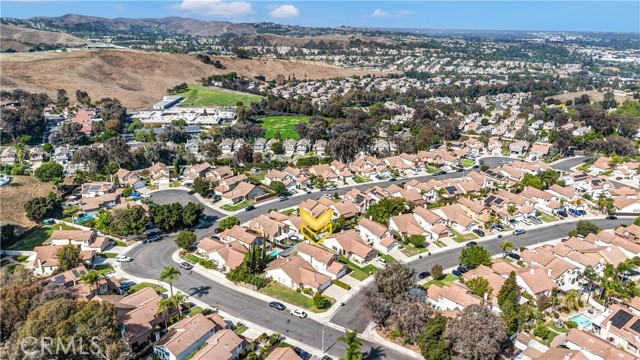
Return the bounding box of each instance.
[16,14,257,36]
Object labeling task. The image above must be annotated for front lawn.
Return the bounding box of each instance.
[94,264,115,275]
[100,252,118,258]
[114,239,128,247]
[401,244,429,257]
[129,282,167,295]
[539,214,555,223]
[12,255,28,262]
[426,167,440,174]
[379,254,397,264]
[259,283,328,313]
[188,306,204,317]
[235,325,249,335]
[354,176,370,184]
[424,274,459,289]
[221,199,254,212]
[180,85,262,107]
[450,230,478,243]
[461,159,475,168]
[339,256,377,281]
[256,115,309,140]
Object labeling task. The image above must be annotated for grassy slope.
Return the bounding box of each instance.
[256,115,309,140]
[180,85,262,107]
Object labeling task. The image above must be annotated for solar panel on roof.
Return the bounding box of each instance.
[630,319,640,334]
[611,310,633,329]
[446,186,457,194]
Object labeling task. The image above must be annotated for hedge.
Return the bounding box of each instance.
[333,279,351,290]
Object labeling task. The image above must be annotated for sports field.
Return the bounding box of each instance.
[256,115,309,139]
[180,85,262,107]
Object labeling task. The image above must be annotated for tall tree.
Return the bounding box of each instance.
[337,330,362,360]
[55,245,81,271]
[80,270,101,296]
[418,314,452,360]
[445,304,507,360]
[159,266,181,297]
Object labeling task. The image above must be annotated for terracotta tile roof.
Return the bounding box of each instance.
[332,230,376,259]
[358,217,389,238]
[190,329,245,360]
[390,213,426,235]
[266,347,301,360]
[156,313,216,356]
[297,242,335,264]
[266,256,331,290]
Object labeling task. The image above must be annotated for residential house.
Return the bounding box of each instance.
[265,255,332,292]
[357,218,392,245]
[323,230,377,264]
[297,242,347,279]
[196,237,247,270]
[190,329,246,360]
[565,328,636,360]
[47,229,111,251]
[221,182,266,204]
[389,213,430,241]
[313,140,327,157]
[29,245,95,276]
[426,283,483,311]
[153,313,225,360]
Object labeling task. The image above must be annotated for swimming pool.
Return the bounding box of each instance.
[570,314,592,328]
[269,249,281,257]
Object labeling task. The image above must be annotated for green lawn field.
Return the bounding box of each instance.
[256,115,309,139]
[180,85,262,107]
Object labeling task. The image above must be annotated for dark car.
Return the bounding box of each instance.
[472,165,480,169]
[321,356,333,360]
[179,262,194,270]
[306,190,312,194]
[279,196,288,202]
[457,265,468,273]
[269,301,286,311]
[505,252,521,260]
[452,269,463,277]
[418,271,431,279]
[245,205,256,211]
[456,168,464,172]
[388,177,397,182]
[466,241,478,247]
[144,235,161,243]
[188,190,196,195]
[438,171,448,175]
[558,210,568,218]
[472,229,485,237]
[606,215,618,220]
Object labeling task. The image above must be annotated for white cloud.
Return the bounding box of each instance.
[179,0,254,18]
[372,9,389,17]
[269,4,300,18]
[372,9,413,18]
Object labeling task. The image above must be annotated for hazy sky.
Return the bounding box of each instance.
[2,1,639,33]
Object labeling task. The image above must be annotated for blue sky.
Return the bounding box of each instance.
[2,1,639,32]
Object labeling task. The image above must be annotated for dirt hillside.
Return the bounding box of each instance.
[0,24,87,46]
[0,49,392,110]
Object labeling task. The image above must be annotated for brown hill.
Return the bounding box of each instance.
[0,49,391,110]
[0,24,87,47]
[243,33,396,47]
[31,14,256,36]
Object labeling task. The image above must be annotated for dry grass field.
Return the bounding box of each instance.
[0,176,58,234]
[546,90,633,104]
[0,49,393,110]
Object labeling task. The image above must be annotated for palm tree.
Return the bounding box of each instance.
[563,289,582,311]
[337,330,362,360]
[157,298,173,329]
[500,241,513,257]
[169,293,186,320]
[159,266,181,297]
[582,267,598,304]
[80,270,101,296]
[507,205,517,221]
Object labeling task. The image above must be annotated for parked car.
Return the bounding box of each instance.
[279,196,289,201]
[466,241,478,247]
[472,229,485,237]
[418,271,431,279]
[119,281,135,289]
[452,269,463,277]
[505,252,521,260]
[143,235,162,243]
[456,168,464,172]
[529,216,543,224]
[115,255,133,262]
[437,171,447,175]
[326,186,337,191]
[606,215,618,220]
[557,210,568,218]
[376,257,388,266]
[472,165,480,169]
[269,302,286,311]
[493,224,504,231]
[388,177,397,182]
[179,261,194,270]
[187,190,196,195]
[457,265,468,273]
[290,309,308,319]
[306,190,312,194]
[321,356,333,360]
[245,205,256,211]
[513,229,526,235]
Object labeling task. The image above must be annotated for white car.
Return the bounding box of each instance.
[376,257,388,266]
[290,309,308,319]
[139,194,151,198]
[115,255,133,262]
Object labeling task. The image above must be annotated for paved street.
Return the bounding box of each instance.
[121,237,410,360]
[330,217,634,332]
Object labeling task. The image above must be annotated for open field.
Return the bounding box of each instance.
[180,85,262,107]
[546,90,633,104]
[0,24,87,50]
[0,49,392,110]
[0,176,61,234]
[9,223,76,251]
[256,115,309,139]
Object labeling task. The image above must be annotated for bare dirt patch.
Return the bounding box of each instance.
[546,90,633,104]
[0,49,393,110]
